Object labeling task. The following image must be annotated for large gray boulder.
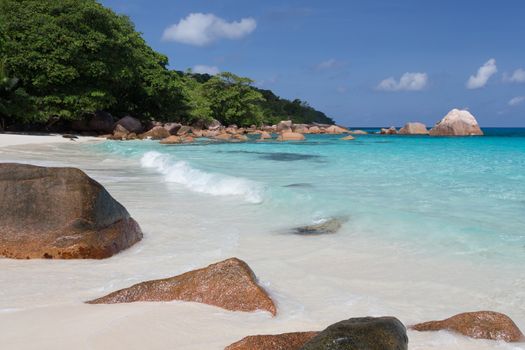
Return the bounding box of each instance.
[115,116,143,133]
[0,163,143,259]
[300,317,408,350]
[398,122,428,135]
[429,109,483,136]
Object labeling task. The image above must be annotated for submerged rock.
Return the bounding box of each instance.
[0,163,143,259]
[340,135,355,140]
[349,130,367,135]
[277,132,305,141]
[301,317,408,350]
[293,217,348,235]
[398,122,428,135]
[226,332,319,350]
[429,109,483,136]
[214,133,233,141]
[259,131,272,140]
[86,258,277,315]
[411,311,524,342]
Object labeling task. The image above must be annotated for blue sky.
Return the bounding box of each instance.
[101,0,525,126]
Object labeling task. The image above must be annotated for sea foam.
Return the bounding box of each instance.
[140,151,263,203]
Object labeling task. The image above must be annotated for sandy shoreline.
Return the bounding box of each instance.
[0,133,101,148]
[1,137,524,350]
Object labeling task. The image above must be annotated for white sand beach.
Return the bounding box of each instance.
[1,138,524,350]
[0,133,101,148]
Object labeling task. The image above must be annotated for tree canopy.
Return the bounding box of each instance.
[0,0,334,129]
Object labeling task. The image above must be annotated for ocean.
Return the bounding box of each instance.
[1,129,524,349]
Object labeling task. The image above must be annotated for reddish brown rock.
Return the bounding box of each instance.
[214,133,233,141]
[398,122,428,135]
[86,258,277,315]
[324,125,348,134]
[225,332,318,350]
[277,132,305,141]
[113,124,129,139]
[411,311,524,342]
[0,163,143,259]
[141,126,170,140]
[308,126,321,134]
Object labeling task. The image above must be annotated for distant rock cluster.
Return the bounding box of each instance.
[379,108,484,136]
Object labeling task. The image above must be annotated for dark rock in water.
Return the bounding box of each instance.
[0,163,143,259]
[86,258,277,315]
[300,317,408,350]
[226,331,319,350]
[284,183,314,188]
[260,152,317,161]
[411,311,524,342]
[293,217,348,235]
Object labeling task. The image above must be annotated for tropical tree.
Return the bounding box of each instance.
[0,0,186,124]
[203,72,265,127]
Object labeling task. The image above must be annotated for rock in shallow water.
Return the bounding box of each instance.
[293,217,348,235]
[300,317,408,350]
[429,109,483,136]
[225,332,319,350]
[86,258,277,315]
[411,311,524,342]
[0,163,143,259]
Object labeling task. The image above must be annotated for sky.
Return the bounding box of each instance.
[100,0,525,127]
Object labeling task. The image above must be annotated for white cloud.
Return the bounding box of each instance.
[376,72,428,91]
[162,13,256,46]
[504,68,525,83]
[192,65,220,75]
[466,58,497,89]
[508,96,525,106]
[316,59,338,70]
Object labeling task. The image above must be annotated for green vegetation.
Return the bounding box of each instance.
[0,0,334,130]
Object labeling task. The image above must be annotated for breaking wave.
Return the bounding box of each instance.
[140,151,263,203]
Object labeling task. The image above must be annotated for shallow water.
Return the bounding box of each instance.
[1,131,524,349]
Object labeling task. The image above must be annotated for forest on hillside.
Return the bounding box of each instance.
[0,0,334,130]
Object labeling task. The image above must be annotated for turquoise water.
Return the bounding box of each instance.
[91,129,525,264]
